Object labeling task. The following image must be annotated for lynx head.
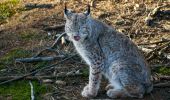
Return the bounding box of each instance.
[64,4,91,42]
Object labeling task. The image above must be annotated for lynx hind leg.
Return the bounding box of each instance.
[107,88,128,98]
[118,68,145,98]
[107,66,145,98]
[107,80,144,98]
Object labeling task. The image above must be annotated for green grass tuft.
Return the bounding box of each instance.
[0,48,31,69]
[19,31,45,41]
[0,80,47,100]
[0,0,20,23]
[157,67,170,75]
[82,67,89,77]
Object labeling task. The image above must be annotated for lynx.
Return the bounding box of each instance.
[64,5,153,98]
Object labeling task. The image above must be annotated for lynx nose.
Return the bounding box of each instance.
[74,35,81,41]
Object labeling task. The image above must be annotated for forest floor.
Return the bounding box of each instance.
[0,0,170,100]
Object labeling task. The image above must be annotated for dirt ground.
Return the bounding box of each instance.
[0,0,170,100]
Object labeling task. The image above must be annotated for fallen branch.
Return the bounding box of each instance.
[0,76,56,81]
[0,54,77,85]
[159,75,170,80]
[44,24,65,31]
[25,3,54,10]
[154,81,170,88]
[51,32,67,49]
[0,70,82,81]
[15,55,65,63]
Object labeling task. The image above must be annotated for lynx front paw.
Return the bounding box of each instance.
[81,85,97,98]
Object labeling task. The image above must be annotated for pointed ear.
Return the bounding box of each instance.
[64,3,72,18]
[84,4,90,16]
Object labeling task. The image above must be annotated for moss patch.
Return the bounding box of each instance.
[157,67,170,75]
[0,0,20,23]
[0,48,31,69]
[82,67,89,77]
[0,80,46,100]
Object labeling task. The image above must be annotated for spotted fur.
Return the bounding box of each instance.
[64,6,152,98]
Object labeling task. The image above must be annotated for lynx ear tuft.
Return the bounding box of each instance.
[84,4,90,16]
[64,3,72,18]
[64,3,68,16]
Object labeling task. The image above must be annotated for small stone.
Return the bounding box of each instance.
[75,70,80,74]
[47,32,52,36]
[55,80,66,85]
[42,79,53,83]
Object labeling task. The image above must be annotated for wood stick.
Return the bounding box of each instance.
[0,76,56,81]
[138,39,170,46]
[44,24,65,31]
[154,81,170,88]
[0,73,83,81]
[159,75,170,80]
[51,32,66,49]
[15,55,65,63]
[146,41,170,61]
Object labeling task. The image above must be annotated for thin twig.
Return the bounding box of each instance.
[0,54,77,85]
[138,39,170,46]
[29,81,35,100]
[51,32,66,49]
[33,32,66,57]
[146,41,170,61]
[0,72,83,81]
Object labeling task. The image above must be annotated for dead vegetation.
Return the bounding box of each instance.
[0,0,170,100]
